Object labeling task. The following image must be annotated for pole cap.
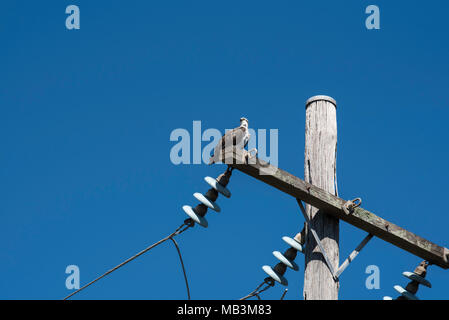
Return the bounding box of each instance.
[306,95,337,108]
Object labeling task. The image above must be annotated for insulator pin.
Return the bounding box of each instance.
[402,271,431,288]
[193,192,221,212]
[394,285,419,300]
[182,205,208,228]
[204,176,231,198]
[273,251,299,271]
[282,236,304,253]
[262,265,288,286]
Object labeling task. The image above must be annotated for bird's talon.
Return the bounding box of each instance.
[248,148,258,159]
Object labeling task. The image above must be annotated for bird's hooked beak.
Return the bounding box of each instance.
[240,117,249,127]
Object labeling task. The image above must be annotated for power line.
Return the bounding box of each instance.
[63,167,233,300]
[240,279,274,300]
[63,221,192,300]
[169,237,190,300]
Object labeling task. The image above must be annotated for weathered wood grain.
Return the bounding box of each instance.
[302,96,339,300]
[224,151,449,270]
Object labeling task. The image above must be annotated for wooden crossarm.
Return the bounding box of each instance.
[223,150,449,269]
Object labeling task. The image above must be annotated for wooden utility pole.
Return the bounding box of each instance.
[303,95,339,300]
[223,95,449,300]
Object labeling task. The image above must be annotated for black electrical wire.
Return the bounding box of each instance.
[63,221,192,300]
[240,279,274,300]
[169,237,191,300]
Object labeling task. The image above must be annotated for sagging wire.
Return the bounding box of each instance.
[169,237,191,300]
[63,166,234,300]
[63,220,193,300]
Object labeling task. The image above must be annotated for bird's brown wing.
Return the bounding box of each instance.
[209,127,246,164]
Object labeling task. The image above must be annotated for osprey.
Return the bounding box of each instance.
[209,117,255,164]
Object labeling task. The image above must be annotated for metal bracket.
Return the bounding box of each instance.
[342,198,362,215]
[334,233,373,279]
[297,199,373,280]
[297,199,337,280]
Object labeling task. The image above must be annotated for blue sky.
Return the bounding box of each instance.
[1,1,448,300]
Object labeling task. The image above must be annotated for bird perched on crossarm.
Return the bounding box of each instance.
[209,117,257,165]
